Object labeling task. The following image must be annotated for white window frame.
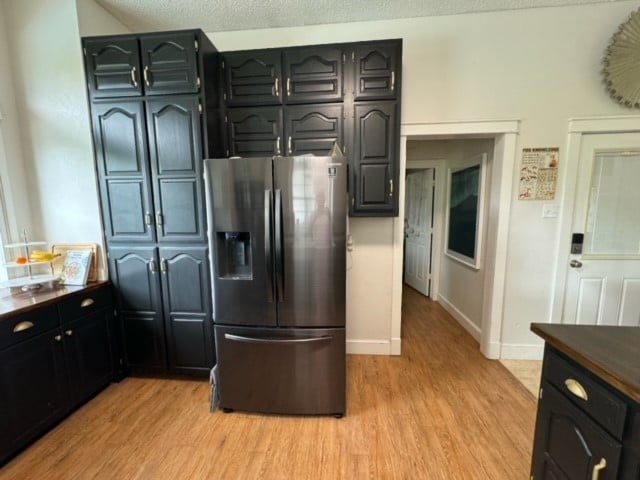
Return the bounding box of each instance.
[0,112,12,282]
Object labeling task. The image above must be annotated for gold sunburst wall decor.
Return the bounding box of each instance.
[603,8,640,108]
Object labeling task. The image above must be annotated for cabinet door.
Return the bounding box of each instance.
[0,331,68,461]
[227,106,284,156]
[83,36,142,98]
[352,41,401,101]
[284,104,344,156]
[352,101,398,216]
[91,100,155,243]
[531,383,621,480]
[283,47,344,104]
[146,96,206,243]
[63,309,113,408]
[139,32,200,95]
[159,246,214,374]
[223,51,282,106]
[108,246,167,372]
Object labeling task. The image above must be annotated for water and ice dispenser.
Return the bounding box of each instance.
[216,232,252,279]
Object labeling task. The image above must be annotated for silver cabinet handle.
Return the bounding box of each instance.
[592,458,606,480]
[564,378,588,401]
[275,136,281,155]
[160,258,167,274]
[570,259,583,268]
[156,211,163,226]
[288,136,292,155]
[145,211,153,227]
[274,77,279,96]
[13,321,34,333]
[80,298,94,308]
[54,334,62,342]
[143,66,150,87]
[149,259,157,274]
[286,77,291,97]
[65,329,73,337]
[389,179,394,197]
[131,66,138,87]
[391,71,395,91]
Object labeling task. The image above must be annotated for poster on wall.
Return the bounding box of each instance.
[518,147,559,200]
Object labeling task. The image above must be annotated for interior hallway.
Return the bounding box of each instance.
[1,288,537,479]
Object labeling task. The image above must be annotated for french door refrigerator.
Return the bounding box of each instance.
[204,156,346,416]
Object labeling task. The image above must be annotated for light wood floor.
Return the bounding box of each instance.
[1,287,536,479]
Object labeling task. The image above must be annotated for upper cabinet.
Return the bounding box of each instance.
[223,46,345,106]
[351,42,401,101]
[222,39,402,217]
[84,31,204,98]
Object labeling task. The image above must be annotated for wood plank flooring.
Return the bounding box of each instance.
[1,287,536,479]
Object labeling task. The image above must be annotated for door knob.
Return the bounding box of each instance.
[569,259,583,268]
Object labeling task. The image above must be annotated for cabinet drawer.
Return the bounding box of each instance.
[545,349,627,439]
[0,305,59,350]
[59,287,111,323]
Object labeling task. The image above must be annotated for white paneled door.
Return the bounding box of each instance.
[404,169,434,296]
[563,132,640,326]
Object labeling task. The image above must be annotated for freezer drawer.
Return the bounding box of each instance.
[215,325,345,415]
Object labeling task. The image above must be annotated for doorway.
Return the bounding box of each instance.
[390,120,519,358]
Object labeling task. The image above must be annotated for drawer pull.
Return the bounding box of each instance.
[65,330,73,337]
[565,378,588,401]
[80,298,95,308]
[13,321,34,333]
[54,334,62,342]
[592,458,606,480]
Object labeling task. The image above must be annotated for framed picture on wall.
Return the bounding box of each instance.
[444,153,487,269]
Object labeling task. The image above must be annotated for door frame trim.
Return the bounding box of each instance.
[550,115,640,325]
[393,120,519,358]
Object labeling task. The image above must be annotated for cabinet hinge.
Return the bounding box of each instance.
[223,92,227,101]
[194,39,199,52]
[351,197,355,207]
[342,53,345,64]
[106,250,110,259]
[198,103,203,114]
[225,114,228,124]
[226,149,230,157]
[539,387,543,400]
[113,309,117,317]
[196,76,201,89]
[351,51,355,62]
[83,47,86,56]
[221,60,225,69]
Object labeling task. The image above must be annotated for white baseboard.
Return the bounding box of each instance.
[481,341,501,359]
[500,343,544,360]
[437,294,481,341]
[390,337,401,356]
[346,339,392,355]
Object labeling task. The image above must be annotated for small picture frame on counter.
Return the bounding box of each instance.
[59,250,93,286]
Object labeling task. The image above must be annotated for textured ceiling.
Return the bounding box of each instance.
[95,0,625,33]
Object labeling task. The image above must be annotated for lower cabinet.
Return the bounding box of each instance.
[531,347,639,480]
[0,283,115,464]
[108,245,214,375]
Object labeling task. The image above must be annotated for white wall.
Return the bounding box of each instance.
[0,0,33,241]
[2,0,116,278]
[209,1,640,357]
[76,0,131,36]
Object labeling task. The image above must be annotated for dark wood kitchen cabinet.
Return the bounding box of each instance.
[84,31,201,98]
[226,104,344,157]
[221,39,401,216]
[108,245,212,375]
[92,95,206,245]
[84,29,220,375]
[0,283,115,464]
[530,324,640,480]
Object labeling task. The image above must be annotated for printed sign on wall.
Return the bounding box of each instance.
[518,147,559,200]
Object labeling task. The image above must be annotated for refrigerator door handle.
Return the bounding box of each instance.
[265,189,274,303]
[225,333,333,344]
[275,189,285,302]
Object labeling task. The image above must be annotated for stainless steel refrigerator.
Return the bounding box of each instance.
[204,156,346,416]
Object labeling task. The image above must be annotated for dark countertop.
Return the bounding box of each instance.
[531,323,640,404]
[0,281,110,319]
